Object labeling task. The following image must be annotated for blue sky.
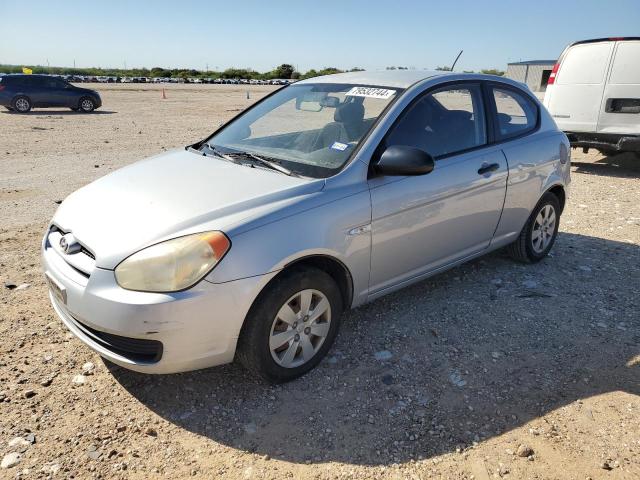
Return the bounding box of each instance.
[1,0,639,72]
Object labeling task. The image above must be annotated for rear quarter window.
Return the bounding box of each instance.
[492,87,538,139]
[557,42,613,85]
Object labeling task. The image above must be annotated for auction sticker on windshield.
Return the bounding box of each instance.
[345,87,396,99]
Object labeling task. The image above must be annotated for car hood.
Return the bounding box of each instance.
[52,149,322,269]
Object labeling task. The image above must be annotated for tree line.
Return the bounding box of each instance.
[0,63,504,79]
[0,63,361,80]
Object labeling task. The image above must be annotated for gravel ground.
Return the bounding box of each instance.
[1,84,639,479]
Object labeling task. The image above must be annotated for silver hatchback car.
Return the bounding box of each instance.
[43,71,570,382]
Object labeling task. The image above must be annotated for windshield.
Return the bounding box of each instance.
[202,83,402,177]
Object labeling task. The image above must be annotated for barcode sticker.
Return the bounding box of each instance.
[345,87,396,99]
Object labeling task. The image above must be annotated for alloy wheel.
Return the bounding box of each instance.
[532,204,556,253]
[81,99,94,111]
[15,98,30,112]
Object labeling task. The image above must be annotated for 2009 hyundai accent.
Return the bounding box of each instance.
[43,70,570,382]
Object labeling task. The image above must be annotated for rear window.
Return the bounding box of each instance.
[557,42,613,85]
[609,41,640,84]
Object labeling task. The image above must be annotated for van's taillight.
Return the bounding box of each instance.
[547,62,560,85]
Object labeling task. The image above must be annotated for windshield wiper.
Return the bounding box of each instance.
[200,143,239,164]
[230,151,296,177]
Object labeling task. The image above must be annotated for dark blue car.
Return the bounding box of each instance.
[0,74,102,113]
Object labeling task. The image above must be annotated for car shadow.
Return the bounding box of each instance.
[1,110,117,115]
[107,232,639,466]
[572,151,640,178]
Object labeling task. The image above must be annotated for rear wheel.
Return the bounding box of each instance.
[236,268,343,383]
[12,96,31,113]
[598,148,617,157]
[79,97,95,113]
[507,192,561,263]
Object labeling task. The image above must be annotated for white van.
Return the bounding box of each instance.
[543,37,640,157]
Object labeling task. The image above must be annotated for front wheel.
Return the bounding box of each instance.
[79,97,95,112]
[236,268,343,383]
[507,192,561,263]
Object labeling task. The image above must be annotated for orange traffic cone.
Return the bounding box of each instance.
[161,88,166,99]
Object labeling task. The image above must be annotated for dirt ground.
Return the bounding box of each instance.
[0,84,638,479]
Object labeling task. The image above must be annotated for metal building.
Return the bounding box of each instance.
[506,60,556,92]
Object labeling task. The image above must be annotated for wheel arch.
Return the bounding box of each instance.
[546,183,566,214]
[272,254,353,311]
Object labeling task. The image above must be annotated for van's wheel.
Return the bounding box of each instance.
[507,192,561,263]
[598,148,617,157]
[12,96,31,113]
[236,268,343,383]
[79,97,95,113]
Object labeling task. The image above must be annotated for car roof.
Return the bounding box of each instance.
[295,70,448,89]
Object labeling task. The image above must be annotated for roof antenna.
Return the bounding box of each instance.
[450,50,463,71]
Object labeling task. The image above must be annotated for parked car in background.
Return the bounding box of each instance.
[544,37,640,157]
[43,70,569,382]
[0,74,102,113]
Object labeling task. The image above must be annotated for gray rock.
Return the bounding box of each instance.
[1,452,21,469]
[374,350,393,361]
[87,450,102,461]
[449,371,467,387]
[15,283,31,291]
[522,280,538,289]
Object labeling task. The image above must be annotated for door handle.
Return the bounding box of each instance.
[478,163,499,175]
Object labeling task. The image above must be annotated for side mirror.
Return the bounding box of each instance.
[374,145,435,176]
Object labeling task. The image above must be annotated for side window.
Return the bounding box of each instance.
[385,84,486,158]
[492,87,538,139]
[43,77,61,88]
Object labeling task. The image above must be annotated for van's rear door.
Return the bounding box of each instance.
[544,41,614,132]
[597,40,640,135]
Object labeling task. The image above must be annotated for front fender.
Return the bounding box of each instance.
[205,189,372,307]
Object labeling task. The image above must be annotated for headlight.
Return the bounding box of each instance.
[115,231,230,292]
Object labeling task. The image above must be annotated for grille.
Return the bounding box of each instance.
[68,314,163,363]
[47,226,96,278]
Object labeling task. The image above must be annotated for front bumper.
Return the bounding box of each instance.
[42,229,275,374]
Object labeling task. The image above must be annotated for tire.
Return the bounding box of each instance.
[79,97,95,113]
[12,96,31,113]
[236,267,343,383]
[507,192,561,263]
[598,148,617,157]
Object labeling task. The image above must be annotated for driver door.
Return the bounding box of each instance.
[368,83,508,296]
